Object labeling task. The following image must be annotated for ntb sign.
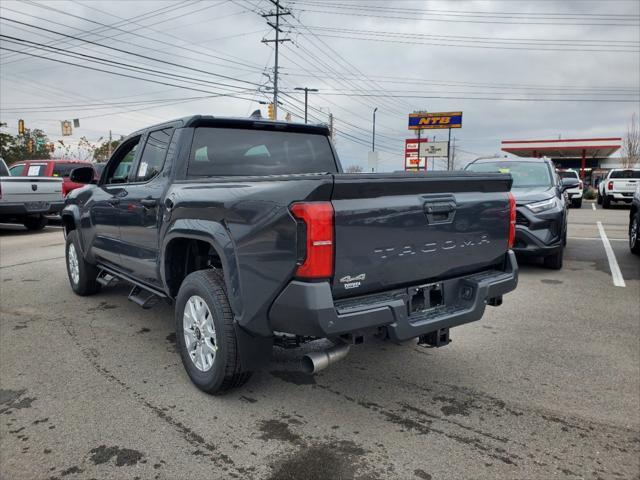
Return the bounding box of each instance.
[408,111,462,130]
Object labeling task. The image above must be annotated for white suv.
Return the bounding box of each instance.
[558,170,583,208]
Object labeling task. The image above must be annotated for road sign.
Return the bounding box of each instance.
[408,111,462,130]
[404,138,428,170]
[419,141,448,158]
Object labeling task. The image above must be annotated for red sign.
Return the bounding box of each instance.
[404,138,428,170]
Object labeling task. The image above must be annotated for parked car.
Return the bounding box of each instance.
[465,157,578,269]
[630,184,640,255]
[557,169,583,208]
[62,116,518,394]
[598,169,640,208]
[9,159,97,196]
[0,158,64,230]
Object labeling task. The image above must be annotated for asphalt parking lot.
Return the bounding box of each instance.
[1,202,638,480]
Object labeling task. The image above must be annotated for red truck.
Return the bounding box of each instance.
[8,159,98,196]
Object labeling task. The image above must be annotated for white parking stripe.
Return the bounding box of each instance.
[597,221,626,287]
[592,203,596,211]
[568,236,626,242]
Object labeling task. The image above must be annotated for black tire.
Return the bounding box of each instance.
[23,215,47,231]
[630,215,640,255]
[543,248,564,270]
[597,192,603,205]
[175,269,251,394]
[65,230,101,296]
[573,198,582,209]
[602,195,611,209]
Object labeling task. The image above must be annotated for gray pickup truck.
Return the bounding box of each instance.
[62,116,518,394]
[0,158,64,230]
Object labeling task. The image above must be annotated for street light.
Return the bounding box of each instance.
[294,87,318,123]
[372,107,378,152]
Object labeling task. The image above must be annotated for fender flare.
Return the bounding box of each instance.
[161,219,243,318]
[60,205,86,251]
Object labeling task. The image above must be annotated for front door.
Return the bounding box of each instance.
[118,128,173,286]
[88,136,140,266]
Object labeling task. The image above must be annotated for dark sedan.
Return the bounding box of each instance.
[465,157,578,269]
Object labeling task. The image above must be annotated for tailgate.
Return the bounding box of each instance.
[612,179,639,193]
[0,177,63,203]
[330,172,512,298]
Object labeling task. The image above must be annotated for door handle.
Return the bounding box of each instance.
[107,197,120,205]
[423,200,457,224]
[141,197,157,208]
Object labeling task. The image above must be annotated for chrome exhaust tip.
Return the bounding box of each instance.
[301,344,350,374]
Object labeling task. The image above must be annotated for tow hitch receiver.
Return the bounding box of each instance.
[418,328,451,348]
[409,283,444,314]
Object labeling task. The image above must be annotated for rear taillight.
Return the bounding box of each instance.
[607,181,613,191]
[290,202,334,279]
[508,192,516,249]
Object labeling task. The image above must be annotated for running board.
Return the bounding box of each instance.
[96,270,119,287]
[128,286,159,309]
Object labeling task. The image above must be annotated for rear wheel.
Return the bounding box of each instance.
[630,215,640,255]
[602,195,611,209]
[543,248,564,270]
[23,215,47,231]
[65,230,100,295]
[597,191,603,205]
[572,198,582,208]
[175,269,251,394]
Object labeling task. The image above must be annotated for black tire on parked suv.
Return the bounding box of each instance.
[543,247,564,270]
[175,269,251,394]
[572,198,583,209]
[65,230,101,296]
[597,191,603,205]
[23,214,47,231]
[602,195,611,209]
[630,214,640,255]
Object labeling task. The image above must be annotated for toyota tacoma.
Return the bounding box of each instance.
[62,116,518,394]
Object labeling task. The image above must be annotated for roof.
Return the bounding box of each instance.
[469,156,551,165]
[501,137,621,159]
[129,115,330,138]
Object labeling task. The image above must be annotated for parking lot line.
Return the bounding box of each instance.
[591,203,596,211]
[596,221,626,287]
[568,236,626,242]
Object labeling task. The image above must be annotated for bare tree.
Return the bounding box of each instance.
[622,113,639,169]
[345,164,364,173]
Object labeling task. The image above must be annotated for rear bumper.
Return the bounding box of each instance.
[269,251,518,342]
[608,192,634,202]
[0,201,65,216]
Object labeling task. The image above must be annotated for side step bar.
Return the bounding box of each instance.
[96,270,119,287]
[128,286,159,310]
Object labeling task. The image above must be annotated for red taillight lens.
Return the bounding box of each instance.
[290,202,334,279]
[508,192,516,249]
[607,181,613,191]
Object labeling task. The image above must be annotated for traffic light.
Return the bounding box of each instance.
[61,120,72,136]
[267,103,275,120]
[18,119,25,135]
[27,139,34,154]
[48,142,55,153]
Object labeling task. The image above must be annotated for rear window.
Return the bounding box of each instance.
[610,170,640,179]
[25,164,47,176]
[53,163,89,178]
[188,128,337,177]
[558,171,578,179]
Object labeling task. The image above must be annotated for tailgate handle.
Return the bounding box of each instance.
[423,201,457,224]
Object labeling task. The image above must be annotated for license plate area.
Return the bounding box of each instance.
[25,201,49,211]
[409,283,444,315]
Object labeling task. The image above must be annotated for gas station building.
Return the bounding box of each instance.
[501,137,622,185]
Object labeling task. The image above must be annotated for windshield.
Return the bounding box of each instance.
[466,161,553,188]
[610,170,640,179]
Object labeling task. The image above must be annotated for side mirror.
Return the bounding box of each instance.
[70,166,95,184]
[561,177,580,192]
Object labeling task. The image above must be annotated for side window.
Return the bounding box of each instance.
[9,164,24,176]
[53,163,86,178]
[135,128,173,182]
[26,164,47,176]
[104,137,141,185]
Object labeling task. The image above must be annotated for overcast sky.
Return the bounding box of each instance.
[1,0,638,170]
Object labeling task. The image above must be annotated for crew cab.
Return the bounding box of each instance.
[62,116,518,394]
[9,159,97,196]
[598,169,640,208]
[1,158,64,230]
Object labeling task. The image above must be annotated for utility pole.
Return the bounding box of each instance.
[329,113,334,141]
[294,87,318,123]
[372,107,378,151]
[107,130,112,158]
[262,0,291,121]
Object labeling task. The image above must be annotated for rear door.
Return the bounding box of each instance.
[330,172,512,298]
